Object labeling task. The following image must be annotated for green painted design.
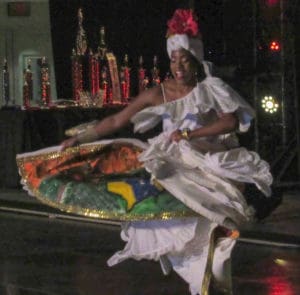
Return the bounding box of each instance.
[38,174,191,216]
[130,192,189,215]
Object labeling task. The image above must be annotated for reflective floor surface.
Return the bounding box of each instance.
[0,189,300,295]
[0,209,299,295]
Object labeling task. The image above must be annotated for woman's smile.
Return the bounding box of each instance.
[175,70,185,79]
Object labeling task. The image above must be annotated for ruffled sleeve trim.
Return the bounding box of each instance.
[130,106,165,133]
[131,76,255,134]
[200,77,255,132]
[131,86,204,133]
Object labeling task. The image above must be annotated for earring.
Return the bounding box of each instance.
[194,71,198,81]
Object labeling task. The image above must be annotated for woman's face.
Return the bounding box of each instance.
[170,49,197,85]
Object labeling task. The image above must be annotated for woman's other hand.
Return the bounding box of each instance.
[170,129,184,142]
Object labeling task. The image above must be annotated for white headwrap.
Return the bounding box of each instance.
[167,34,204,63]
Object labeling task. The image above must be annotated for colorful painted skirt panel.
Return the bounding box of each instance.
[17,141,195,221]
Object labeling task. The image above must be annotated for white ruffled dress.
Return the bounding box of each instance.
[107,64,272,295]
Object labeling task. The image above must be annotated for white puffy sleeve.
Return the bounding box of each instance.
[130,105,165,133]
[131,70,255,134]
[199,77,255,133]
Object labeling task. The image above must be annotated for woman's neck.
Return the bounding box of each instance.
[174,78,196,91]
[163,79,196,101]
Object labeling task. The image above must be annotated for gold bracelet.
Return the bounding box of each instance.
[65,120,99,137]
[76,127,99,144]
[181,128,191,140]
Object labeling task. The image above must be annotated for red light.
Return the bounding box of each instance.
[266,0,279,6]
[270,41,280,51]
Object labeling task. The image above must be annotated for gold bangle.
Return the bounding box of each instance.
[76,127,99,144]
[65,120,98,137]
[181,128,191,140]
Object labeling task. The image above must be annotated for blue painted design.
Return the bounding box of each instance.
[126,178,161,202]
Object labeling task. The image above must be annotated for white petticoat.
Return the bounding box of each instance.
[108,134,272,294]
[108,71,272,294]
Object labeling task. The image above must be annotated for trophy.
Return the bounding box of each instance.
[98,27,111,104]
[71,8,87,103]
[138,55,148,93]
[151,55,161,87]
[88,49,100,97]
[22,59,33,109]
[120,54,130,103]
[40,57,51,107]
[2,59,10,106]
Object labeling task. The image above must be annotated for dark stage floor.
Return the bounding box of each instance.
[0,189,299,295]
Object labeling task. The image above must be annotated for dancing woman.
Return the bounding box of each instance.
[19,9,272,295]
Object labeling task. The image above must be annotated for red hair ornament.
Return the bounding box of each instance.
[166,9,204,63]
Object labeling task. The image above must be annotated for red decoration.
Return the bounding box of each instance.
[124,67,130,101]
[120,66,130,103]
[121,80,127,101]
[266,0,279,7]
[89,50,100,96]
[167,9,199,37]
[101,67,110,104]
[102,82,108,102]
[138,68,146,93]
[7,2,30,17]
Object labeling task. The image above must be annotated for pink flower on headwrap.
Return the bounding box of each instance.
[167,9,199,37]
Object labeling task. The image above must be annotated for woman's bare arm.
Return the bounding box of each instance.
[61,87,162,150]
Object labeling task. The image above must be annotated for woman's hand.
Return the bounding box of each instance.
[170,129,185,142]
[60,136,78,151]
